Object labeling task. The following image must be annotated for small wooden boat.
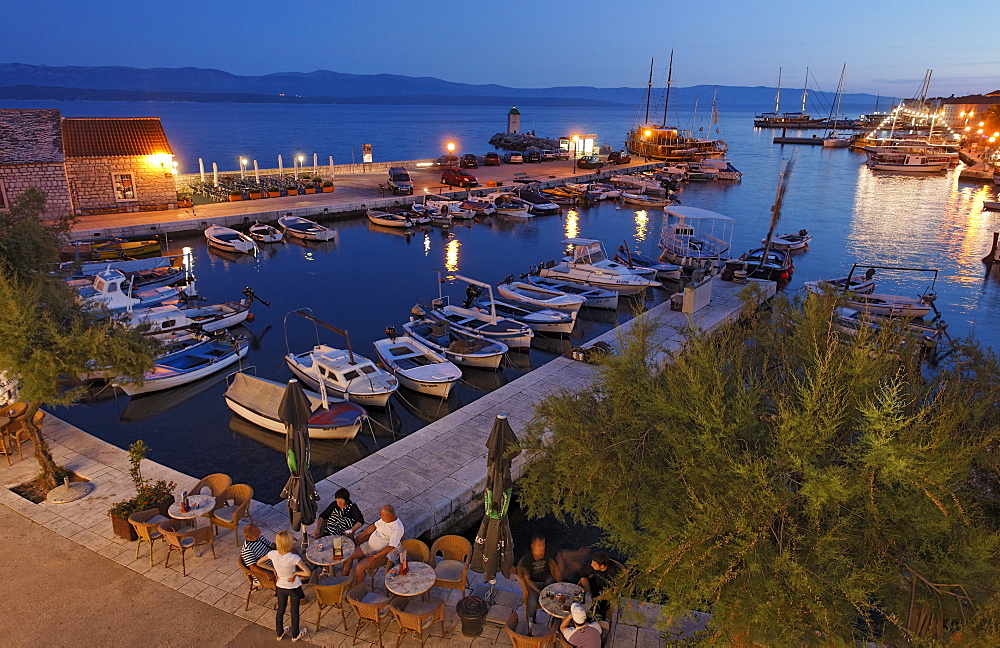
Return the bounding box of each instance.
[126,299,251,335]
[249,222,283,243]
[59,238,161,261]
[485,192,532,218]
[539,188,578,205]
[459,199,496,215]
[622,192,670,208]
[117,336,249,396]
[416,299,533,350]
[524,276,619,310]
[473,295,577,335]
[367,209,414,228]
[614,247,683,282]
[843,292,936,318]
[425,198,472,220]
[372,331,462,398]
[205,225,257,254]
[983,201,1000,212]
[833,308,947,357]
[765,229,812,251]
[513,189,561,215]
[402,316,508,369]
[77,269,183,311]
[278,215,337,241]
[804,271,876,295]
[224,373,366,439]
[496,279,586,315]
[63,260,186,292]
[285,345,398,407]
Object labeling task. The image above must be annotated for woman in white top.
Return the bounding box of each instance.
[258,530,312,642]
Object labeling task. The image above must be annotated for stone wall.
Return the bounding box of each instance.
[65,155,177,214]
[174,158,437,192]
[0,162,75,219]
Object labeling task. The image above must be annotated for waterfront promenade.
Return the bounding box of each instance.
[0,273,772,646]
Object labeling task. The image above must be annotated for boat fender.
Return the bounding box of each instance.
[246,312,255,322]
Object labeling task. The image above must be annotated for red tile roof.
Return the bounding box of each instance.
[62,117,173,158]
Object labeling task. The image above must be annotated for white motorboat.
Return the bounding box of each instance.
[372,332,462,398]
[205,225,257,254]
[512,189,562,215]
[766,229,812,251]
[367,209,414,228]
[842,292,936,318]
[249,222,283,244]
[686,159,743,181]
[425,197,472,219]
[485,191,532,218]
[420,300,533,349]
[804,272,876,296]
[77,269,183,312]
[613,247,683,282]
[278,215,337,241]
[402,316,508,369]
[285,344,398,407]
[621,192,670,208]
[609,175,662,193]
[117,336,249,396]
[126,299,252,336]
[524,276,619,310]
[658,206,734,271]
[224,373,366,439]
[866,153,949,173]
[497,279,586,315]
[473,295,576,334]
[538,238,661,295]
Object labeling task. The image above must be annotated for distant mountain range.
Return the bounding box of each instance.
[0,63,891,109]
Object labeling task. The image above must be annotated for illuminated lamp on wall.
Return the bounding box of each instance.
[148,153,176,177]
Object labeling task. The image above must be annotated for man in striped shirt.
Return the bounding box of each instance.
[241,523,272,583]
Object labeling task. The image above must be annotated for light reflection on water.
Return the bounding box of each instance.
[565,210,579,240]
[634,209,649,243]
[445,237,460,273]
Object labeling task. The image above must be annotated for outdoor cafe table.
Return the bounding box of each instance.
[384,561,436,598]
[167,494,215,527]
[539,582,592,619]
[306,535,356,576]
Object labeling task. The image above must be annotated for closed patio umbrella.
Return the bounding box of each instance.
[279,379,319,546]
[472,414,520,599]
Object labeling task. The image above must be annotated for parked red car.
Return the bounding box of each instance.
[441,168,479,187]
[484,152,501,166]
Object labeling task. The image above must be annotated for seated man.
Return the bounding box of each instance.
[516,534,561,623]
[240,523,273,584]
[561,602,607,648]
[314,487,365,539]
[577,551,622,620]
[340,504,403,584]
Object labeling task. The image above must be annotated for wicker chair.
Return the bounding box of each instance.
[189,473,232,498]
[128,508,169,567]
[505,610,558,648]
[239,556,278,610]
[346,583,393,648]
[388,597,446,648]
[8,410,44,461]
[364,554,391,593]
[429,535,472,596]
[314,574,353,631]
[158,519,216,576]
[208,483,254,545]
[399,539,430,564]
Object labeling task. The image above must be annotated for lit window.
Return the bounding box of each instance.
[112,173,137,201]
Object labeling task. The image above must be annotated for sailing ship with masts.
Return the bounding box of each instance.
[624,52,728,162]
[754,68,826,128]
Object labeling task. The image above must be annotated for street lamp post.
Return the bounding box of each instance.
[446,142,456,168]
[239,157,248,179]
[572,135,579,174]
[297,155,304,180]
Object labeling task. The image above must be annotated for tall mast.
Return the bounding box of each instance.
[774,67,782,113]
[829,64,846,136]
[644,57,653,124]
[662,49,674,127]
[801,67,809,113]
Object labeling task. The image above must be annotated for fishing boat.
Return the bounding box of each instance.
[843,292,936,318]
[832,308,948,354]
[524,276,619,310]
[77,269,184,312]
[224,373,366,439]
[614,247,683,281]
[513,188,562,215]
[497,279,586,315]
[62,257,187,292]
[403,316,508,369]
[609,175,663,194]
[539,238,661,295]
[205,225,257,254]
[765,229,812,251]
[722,248,794,282]
[658,206,734,270]
[117,336,249,396]
[285,345,398,407]
[367,209,414,228]
[686,159,743,181]
[485,192,532,218]
[539,188,578,205]
[425,197,473,219]
[372,330,462,398]
[126,297,253,335]
[278,215,337,241]
[804,271,876,296]
[459,198,496,215]
[249,222,283,243]
[472,295,577,335]
[621,192,670,208]
[59,237,161,261]
[625,124,728,162]
[418,298,534,349]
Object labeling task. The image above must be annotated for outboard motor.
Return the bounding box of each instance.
[385,326,397,342]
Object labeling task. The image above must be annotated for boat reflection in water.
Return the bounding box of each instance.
[460,366,509,392]
[530,334,573,357]
[392,387,459,424]
[119,371,230,422]
[228,415,369,472]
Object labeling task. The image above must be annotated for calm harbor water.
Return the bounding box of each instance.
[5,99,1000,503]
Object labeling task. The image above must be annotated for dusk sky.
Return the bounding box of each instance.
[2,0,996,96]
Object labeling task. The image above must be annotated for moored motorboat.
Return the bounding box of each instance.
[621,192,670,208]
[497,279,586,315]
[524,276,619,310]
[249,222,283,243]
[804,270,876,295]
[473,295,577,335]
[538,238,661,295]
[278,215,337,241]
[658,206,734,270]
[416,299,534,350]
[866,152,949,173]
[59,237,161,261]
[614,246,683,282]
[485,191,532,218]
[285,344,397,407]
[983,201,1000,212]
[372,330,462,398]
[117,335,249,396]
[765,229,812,250]
[402,316,508,369]
[367,209,414,228]
[722,247,794,282]
[126,297,253,335]
[842,292,936,318]
[205,225,257,254]
[513,188,562,215]
[77,269,183,311]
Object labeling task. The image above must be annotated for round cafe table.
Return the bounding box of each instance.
[168,494,215,527]
[539,582,591,619]
[384,561,436,597]
[306,535,356,576]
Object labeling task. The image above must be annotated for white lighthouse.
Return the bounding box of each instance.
[507,106,521,134]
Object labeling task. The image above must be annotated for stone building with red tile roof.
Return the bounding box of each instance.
[0,109,178,218]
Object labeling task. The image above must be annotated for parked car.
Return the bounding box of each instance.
[607,150,632,165]
[460,154,479,169]
[484,152,501,166]
[554,149,571,160]
[504,152,524,164]
[576,155,605,169]
[387,167,413,195]
[523,150,542,163]
[436,154,460,167]
[540,149,557,161]
[441,168,479,187]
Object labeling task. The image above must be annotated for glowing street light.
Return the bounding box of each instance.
[296,154,304,179]
[239,157,248,178]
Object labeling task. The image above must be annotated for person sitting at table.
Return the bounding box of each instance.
[258,530,312,642]
[313,487,365,539]
[241,523,273,583]
[576,551,621,620]
[560,602,607,648]
[340,504,404,584]
[516,534,562,623]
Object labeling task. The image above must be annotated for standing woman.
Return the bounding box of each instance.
[314,487,365,539]
[259,530,312,642]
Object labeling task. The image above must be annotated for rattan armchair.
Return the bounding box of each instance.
[209,483,254,545]
[128,508,168,567]
[158,519,216,576]
[399,539,430,564]
[239,556,278,610]
[189,472,232,497]
[429,535,472,596]
[346,583,393,648]
[389,597,446,648]
[8,410,44,461]
[364,554,390,593]
[314,574,353,631]
[505,610,558,648]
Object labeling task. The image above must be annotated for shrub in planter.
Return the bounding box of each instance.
[268,190,281,198]
[229,191,243,202]
[322,181,335,193]
[108,440,176,541]
[304,187,316,194]
[286,186,298,195]
[249,191,262,199]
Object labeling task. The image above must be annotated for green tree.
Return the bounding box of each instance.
[0,189,155,491]
[519,290,1000,644]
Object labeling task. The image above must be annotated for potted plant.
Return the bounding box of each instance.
[229,191,243,202]
[286,185,298,196]
[108,440,176,541]
[176,192,193,207]
[322,181,335,193]
[268,188,281,198]
[249,188,262,200]
[304,184,316,194]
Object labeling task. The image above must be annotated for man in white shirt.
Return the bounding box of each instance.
[560,602,607,648]
[341,504,404,583]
